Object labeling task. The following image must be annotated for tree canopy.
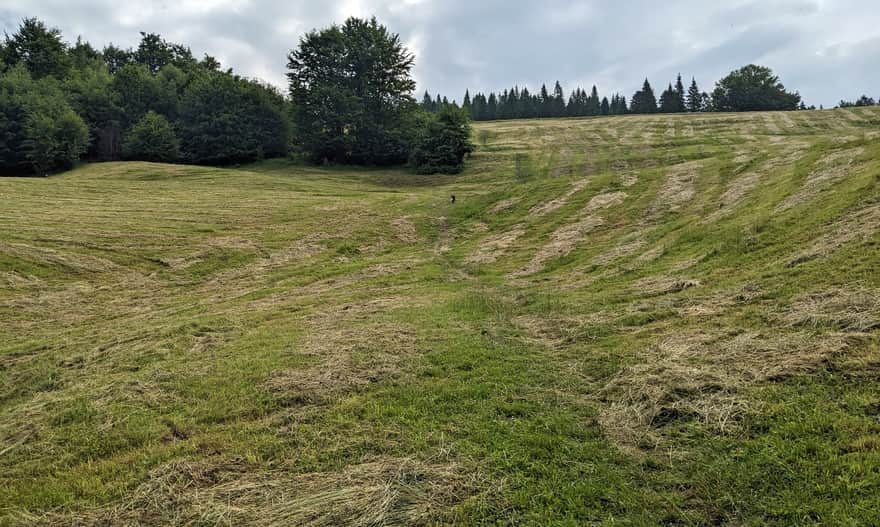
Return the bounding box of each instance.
[287,17,417,165]
[711,65,801,112]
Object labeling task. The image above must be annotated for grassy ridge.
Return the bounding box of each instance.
[2,108,880,525]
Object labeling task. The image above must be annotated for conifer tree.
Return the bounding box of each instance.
[553,81,565,117]
[686,77,702,112]
[630,78,657,114]
[600,96,610,115]
[674,74,686,112]
[589,85,601,116]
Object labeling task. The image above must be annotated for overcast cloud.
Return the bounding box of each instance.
[2,0,878,107]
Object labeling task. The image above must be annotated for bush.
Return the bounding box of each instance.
[409,106,474,175]
[0,65,88,175]
[122,111,180,162]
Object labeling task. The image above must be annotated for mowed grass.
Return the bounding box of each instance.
[2,107,880,526]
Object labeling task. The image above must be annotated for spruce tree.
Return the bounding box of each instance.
[589,85,601,116]
[659,83,678,113]
[553,81,565,117]
[686,77,702,112]
[539,84,550,117]
[600,96,610,115]
[630,78,657,114]
[674,74,686,112]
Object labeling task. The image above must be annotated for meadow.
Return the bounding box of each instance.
[2,107,880,525]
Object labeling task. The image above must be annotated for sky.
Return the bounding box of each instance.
[2,0,879,107]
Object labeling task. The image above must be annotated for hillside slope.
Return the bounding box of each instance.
[2,107,879,525]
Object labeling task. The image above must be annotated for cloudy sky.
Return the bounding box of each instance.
[2,0,879,107]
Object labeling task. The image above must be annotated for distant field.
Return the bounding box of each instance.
[2,108,880,525]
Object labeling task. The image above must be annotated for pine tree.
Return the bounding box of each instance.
[589,85,601,116]
[553,81,565,117]
[421,91,434,112]
[686,77,701,112]
[539,84,550,117]
[674,74,686,112]
[462,90,471,116]
[487,92,498,120]
[659,83,678,113]
[630,78,657,114]
[600,96,610,115]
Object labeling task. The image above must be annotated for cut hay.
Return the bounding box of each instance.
[775,147,865,213]
[647,160,702,218]
[704,171,761,222]
[465,225,526,264]
[630,276,701,297]
[528,178,590,217]
[490,197,522,213]
[391,217,418,243]
[23,457,474,527]
[782,287,880,332]
[583,191,627,213]
[264,299,423,405]
[513,216,604,276]
[592,238,646,267]
[598,331,848,449]
[787,200,880,267]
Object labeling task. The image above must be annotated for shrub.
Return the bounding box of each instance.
[409,106,474,175]
[122,111,180,162]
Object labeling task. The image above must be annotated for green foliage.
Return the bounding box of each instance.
[711,64,801,112]
[3,18,70,79]
[0,65,88,175]
[122,111,180,162]
[409,106,474,174]
[178,72,289,165]
[110,64,164,127]
[134,32,194,74]
[62,60,123,159]
[287,17,417,165]
[630,78,658,113]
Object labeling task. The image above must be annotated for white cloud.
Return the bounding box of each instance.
[2,0,879,106]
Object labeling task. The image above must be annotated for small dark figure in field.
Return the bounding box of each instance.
[451,195,456,204]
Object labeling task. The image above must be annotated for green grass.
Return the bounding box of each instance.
[1,108,880,526]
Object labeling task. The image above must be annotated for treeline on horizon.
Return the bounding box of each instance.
[0,17,472,176]
[2,16,877,176]
[424,72,879,122]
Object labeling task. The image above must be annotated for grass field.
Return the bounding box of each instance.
[2,107,880,526]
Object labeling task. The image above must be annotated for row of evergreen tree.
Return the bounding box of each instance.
[838,95,878,108]
[424,68,808,121]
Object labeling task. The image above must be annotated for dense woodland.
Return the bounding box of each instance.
[0,17,472,175]
[1,16,876,175]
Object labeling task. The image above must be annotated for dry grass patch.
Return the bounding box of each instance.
[513,216,604,276]
[630,276,701,297]
[489,197,522,213]
[598,331,848,449]
[787,200,880,266]
[263,298,424,405]
[782,287,880,332]
[465,225,526,264]
[592,237,646,267]
[528,178,590,218]
[21,457,473,527]
[647,160,702,218]
[583,191,627,213]
[775,147,865,213]
[391,217,418,243]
